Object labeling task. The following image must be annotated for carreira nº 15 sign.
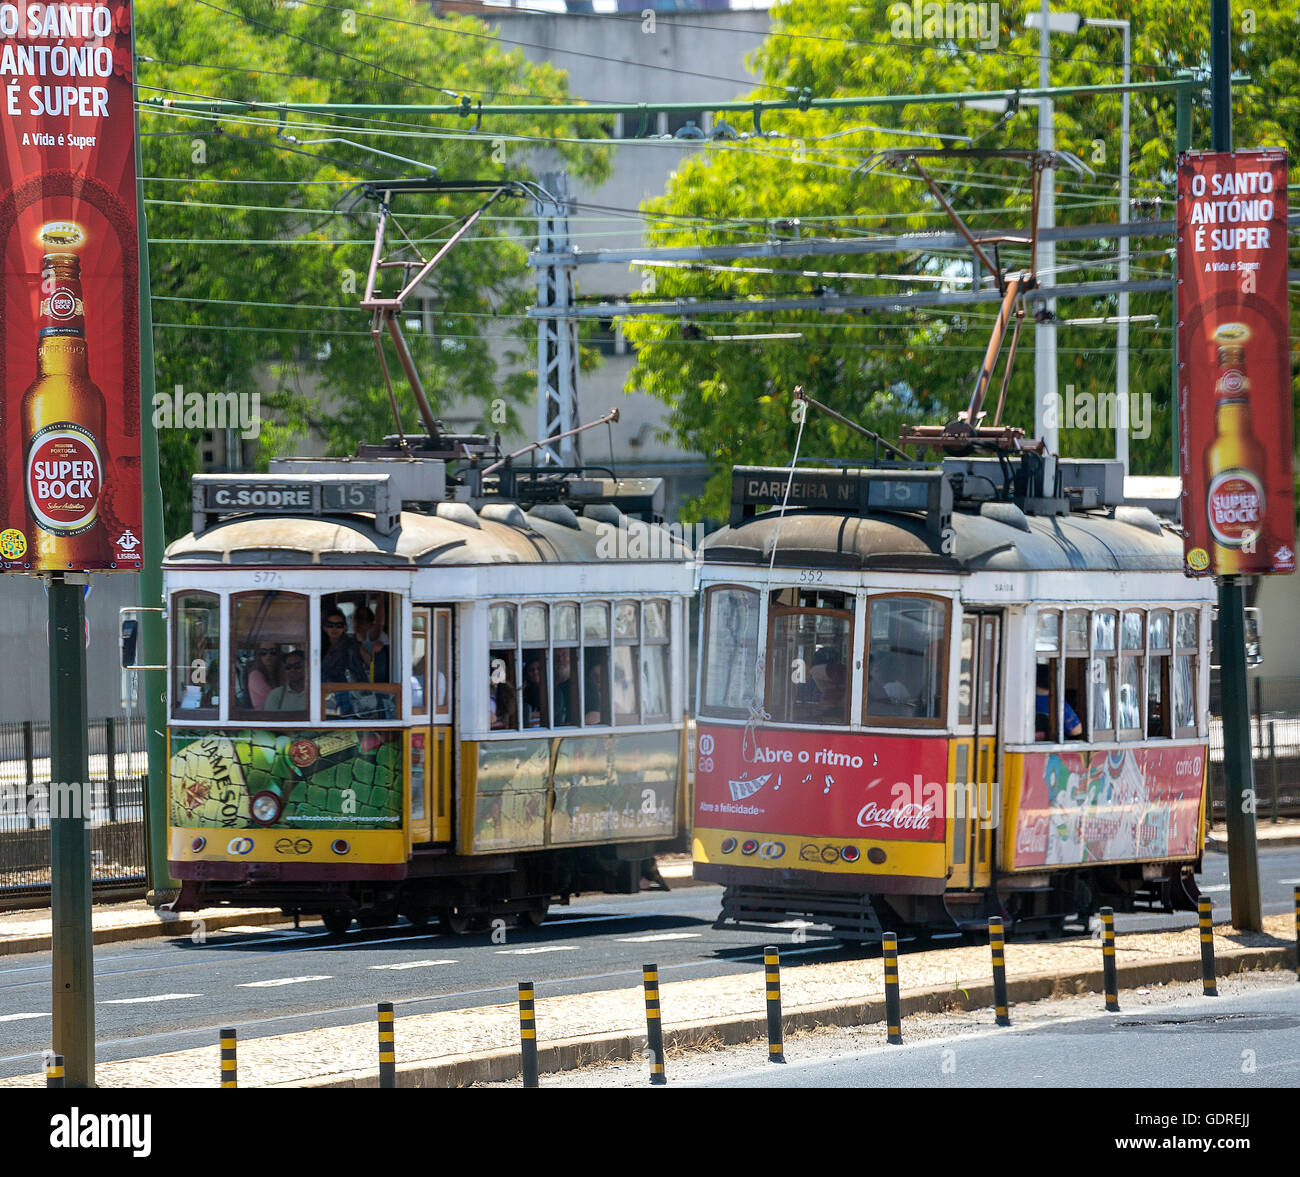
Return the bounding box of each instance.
[1176,149,1295,578]
[0,0,142,573]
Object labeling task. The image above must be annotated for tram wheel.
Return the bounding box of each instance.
[358,907,397,930]
[439,910,472,936]
[520,901,548,928]
[403,906,432,931]
[321,910,353,936]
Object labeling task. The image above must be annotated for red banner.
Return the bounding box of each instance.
[1012,746,1205,869]
[1176,149,1294,577]
[694,723,949,842]
[0,0,141,573]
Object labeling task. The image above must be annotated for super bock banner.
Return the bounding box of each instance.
[0,0,142,573]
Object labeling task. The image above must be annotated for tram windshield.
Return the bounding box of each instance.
[863,595,947,724]
[231,590,309,721]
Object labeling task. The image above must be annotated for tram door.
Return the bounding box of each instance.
[948,612,1000,889]
[410,606,454,844]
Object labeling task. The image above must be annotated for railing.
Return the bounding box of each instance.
[0,717,149,902]
[1206,715,1300,823]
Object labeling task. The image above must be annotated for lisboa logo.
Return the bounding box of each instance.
[226,836,254,856]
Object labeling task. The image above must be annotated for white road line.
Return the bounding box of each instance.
[495,946,581,955]
[1277,878,1300,885]
[616,933,702,943]
[238,975,332,988]
[0,1011,49,1022]
[101,993,201,1005]
[368,960,460,971]
[1199,884,1232,892]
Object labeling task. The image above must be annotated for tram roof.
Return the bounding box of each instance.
[701,506,1187,573]
[164,507,690,568]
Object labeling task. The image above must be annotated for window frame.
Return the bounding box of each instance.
[640,598,672,723]
[319,591,401,723]
[230,588,311,724]
[766,590,856,728]
[171,590,222,721]
[1116,609,1145,740]
[698,584,761,720]
[1173,607,1200,739]
[861,592,951,731]
[1088,608,1118,742]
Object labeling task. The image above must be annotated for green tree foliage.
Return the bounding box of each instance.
[138,0,609,537]
[623,0,1300,523]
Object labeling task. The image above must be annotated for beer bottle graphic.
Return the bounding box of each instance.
[20,242,110,568]
[1204,322,1268,575]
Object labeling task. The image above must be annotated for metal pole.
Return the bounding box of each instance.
[1209,0,1263,933]
[1173,74,1193,478]
[48,574,94,1087]
[45,1054,64,1088]
[133,15,174,906]
[220,1027,237,1088]
[377,1002,396,1088]
[642,963,667,1084]
[518,981,539,1088]
[882,932,903,1044]
[1034,0,1058,455]
[989,917,1011,1026]
[1117,22,1131,475]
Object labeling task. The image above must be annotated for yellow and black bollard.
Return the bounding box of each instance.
[1100,907,1120,1012]
[882,933,903,1045]
[518,981,539,1088]
[642,963,667,1084]
[989,917,1011,1027]
[220,1027,237,1088]
[764,946,786,1063]
[45,1053,64,1088]
[1198,899,1218,997]
[378,1002,396,1087]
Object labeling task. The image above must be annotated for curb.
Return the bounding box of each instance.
[1205,834,1300,851]
[280,942,1297,1089]
[0,908,288,957]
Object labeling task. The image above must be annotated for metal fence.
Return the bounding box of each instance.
[1206,714,1300,824]
[0,716,149,901]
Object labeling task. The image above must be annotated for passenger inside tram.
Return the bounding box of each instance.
[1035,663,1083,740]
[584,651,609,725]
[522,653,548,727]
[552,648,576,726]
[321,592,398,719]
[267,650,308,711]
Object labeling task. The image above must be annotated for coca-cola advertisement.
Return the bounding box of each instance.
[0,0,141,574]
[693,723,948,843]
[1012,746,1205,870]
[1176,149,1295,578]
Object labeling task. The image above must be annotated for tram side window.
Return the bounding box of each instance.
[767,588,854,727]
[700,586,760,719]
[173,592,220,717]
[863,595,948,727]
[1173,609,1199,737]
[612,600,640,725]
[1147,610,1172,738]
[552,603,579,727]
[230,591,309,721]
[321,592,398,720]
[641,599,672,722]
[1062,608,1090,737]
[1118,610,1144,737]
[489,603,519,731]
[521,603,549,729]
[583,602,611,726]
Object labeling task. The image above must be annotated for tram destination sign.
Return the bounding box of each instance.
[193,474,399,535]
[731,466,952,533]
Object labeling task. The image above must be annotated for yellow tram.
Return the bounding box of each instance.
[693,456,1216,939]
[160,431,694,933]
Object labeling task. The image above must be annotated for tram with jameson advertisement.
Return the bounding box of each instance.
[156,426,693,934]
[693,449,1217,940]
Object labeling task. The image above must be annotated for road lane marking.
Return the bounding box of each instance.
[616,933,702,943]
[369,960,460,971]
[238,975,332,987]
[0,1011,49,1022]
[101,993,202,1005]
[495,946,581,955]
[1278,877,1300,885]
[1198,884,1231,892]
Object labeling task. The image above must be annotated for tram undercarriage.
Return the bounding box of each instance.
[713,862,1202,942]
[171,843,672,936]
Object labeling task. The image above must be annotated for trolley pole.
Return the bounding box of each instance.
[48,573,95,1087]
[1209,0,1263,933]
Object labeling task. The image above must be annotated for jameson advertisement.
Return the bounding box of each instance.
[0,0,142,573]
[1176,149,1295,577]
[170,730,404,830]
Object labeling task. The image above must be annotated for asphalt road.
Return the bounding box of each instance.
[1,844,1297,1080]
[666,980,1300,1089]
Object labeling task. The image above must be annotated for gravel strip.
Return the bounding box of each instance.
[1,913,1293,1088]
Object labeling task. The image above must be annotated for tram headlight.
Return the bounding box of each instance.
[251,788,285,826]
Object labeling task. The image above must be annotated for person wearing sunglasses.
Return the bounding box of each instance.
[247,642,283,710]
[321,608,368,687]
[267,650,308,712]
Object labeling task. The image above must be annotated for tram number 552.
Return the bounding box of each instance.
[798,569,823,584]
